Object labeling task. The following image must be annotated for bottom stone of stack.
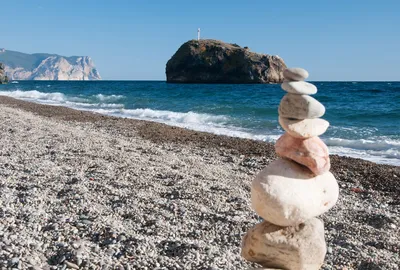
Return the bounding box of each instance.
[242,218,326,270]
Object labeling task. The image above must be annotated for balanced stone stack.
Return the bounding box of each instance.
[241,68,339,269]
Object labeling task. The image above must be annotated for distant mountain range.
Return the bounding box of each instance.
[0,48,101,80]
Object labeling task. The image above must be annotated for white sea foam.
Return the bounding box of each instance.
[326,137,399,165]
[90,108,277,141]
[326,137,400,151]
[95,94,124,102]
[0,89,398,166]
[0,90,125,109]
[65,101,124,109]
[0,90,67,103]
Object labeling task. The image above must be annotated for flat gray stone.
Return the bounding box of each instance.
[281,81,317,95]
[242,218,326,270]
[279,117,329,138]
[279,94,325,119]
[283,68,309,81]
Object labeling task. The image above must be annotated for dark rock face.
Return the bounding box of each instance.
[166,39,287,84]
[0,63,8,84]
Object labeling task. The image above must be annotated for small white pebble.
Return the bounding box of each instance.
[390,224,396,229]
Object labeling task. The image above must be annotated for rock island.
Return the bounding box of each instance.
[166,39,286,84]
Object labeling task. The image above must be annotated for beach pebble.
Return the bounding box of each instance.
[281,81,317,95]
[242,218,326,270]
[279,94,325,119]
[251,158,339,226]
[9,258,19,266]
[275,133,330,175]
[283,68,309,81]
[247,269,283,270]
[279,117,329,138]
[64,261,79,269]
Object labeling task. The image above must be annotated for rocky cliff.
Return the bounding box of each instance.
[0,63,8,84]
[166,39,286,84]
[0,49,101,80]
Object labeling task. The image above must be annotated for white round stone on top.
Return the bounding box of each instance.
[283,68,309,81]
[281,81,317,95]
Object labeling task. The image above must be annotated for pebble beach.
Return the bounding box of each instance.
[0,95,399,269]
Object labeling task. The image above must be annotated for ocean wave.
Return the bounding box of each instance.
[329,146,399,166]
[89,107,280,142]
[325,137,400,151]
[93,107,229,127]
[326,137,399,165]
[0,89,398,166]
[115,108,229,124]
[0,89,267,140]
[0,90,124,109]
[65,101,124,109]
[95,94,125,102]
[0,90,68,103]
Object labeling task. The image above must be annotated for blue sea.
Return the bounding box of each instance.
[0,81,399,166]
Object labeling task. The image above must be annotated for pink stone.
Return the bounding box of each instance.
[275,133,330,175]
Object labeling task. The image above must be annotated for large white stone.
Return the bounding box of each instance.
[279,116,329,138]
[281,81,317,95]
[283,68,309,81]
[279,94,325,119]
[251,158,339,226]
[242,218,326,270]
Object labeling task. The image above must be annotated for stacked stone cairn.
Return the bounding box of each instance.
[241,68,339,270]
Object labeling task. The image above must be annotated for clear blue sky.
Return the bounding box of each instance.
[1,0,399,81]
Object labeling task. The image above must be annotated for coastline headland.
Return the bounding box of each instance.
[0,49,101,81]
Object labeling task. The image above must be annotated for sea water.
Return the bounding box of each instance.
[0,81,399,166]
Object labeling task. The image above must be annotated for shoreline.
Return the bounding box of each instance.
[1,85,398,166]
[0,96,398,195]
[0,95,398,165]
[0,95,399,269]
[1,95,399,165]
[0,95,398,194]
